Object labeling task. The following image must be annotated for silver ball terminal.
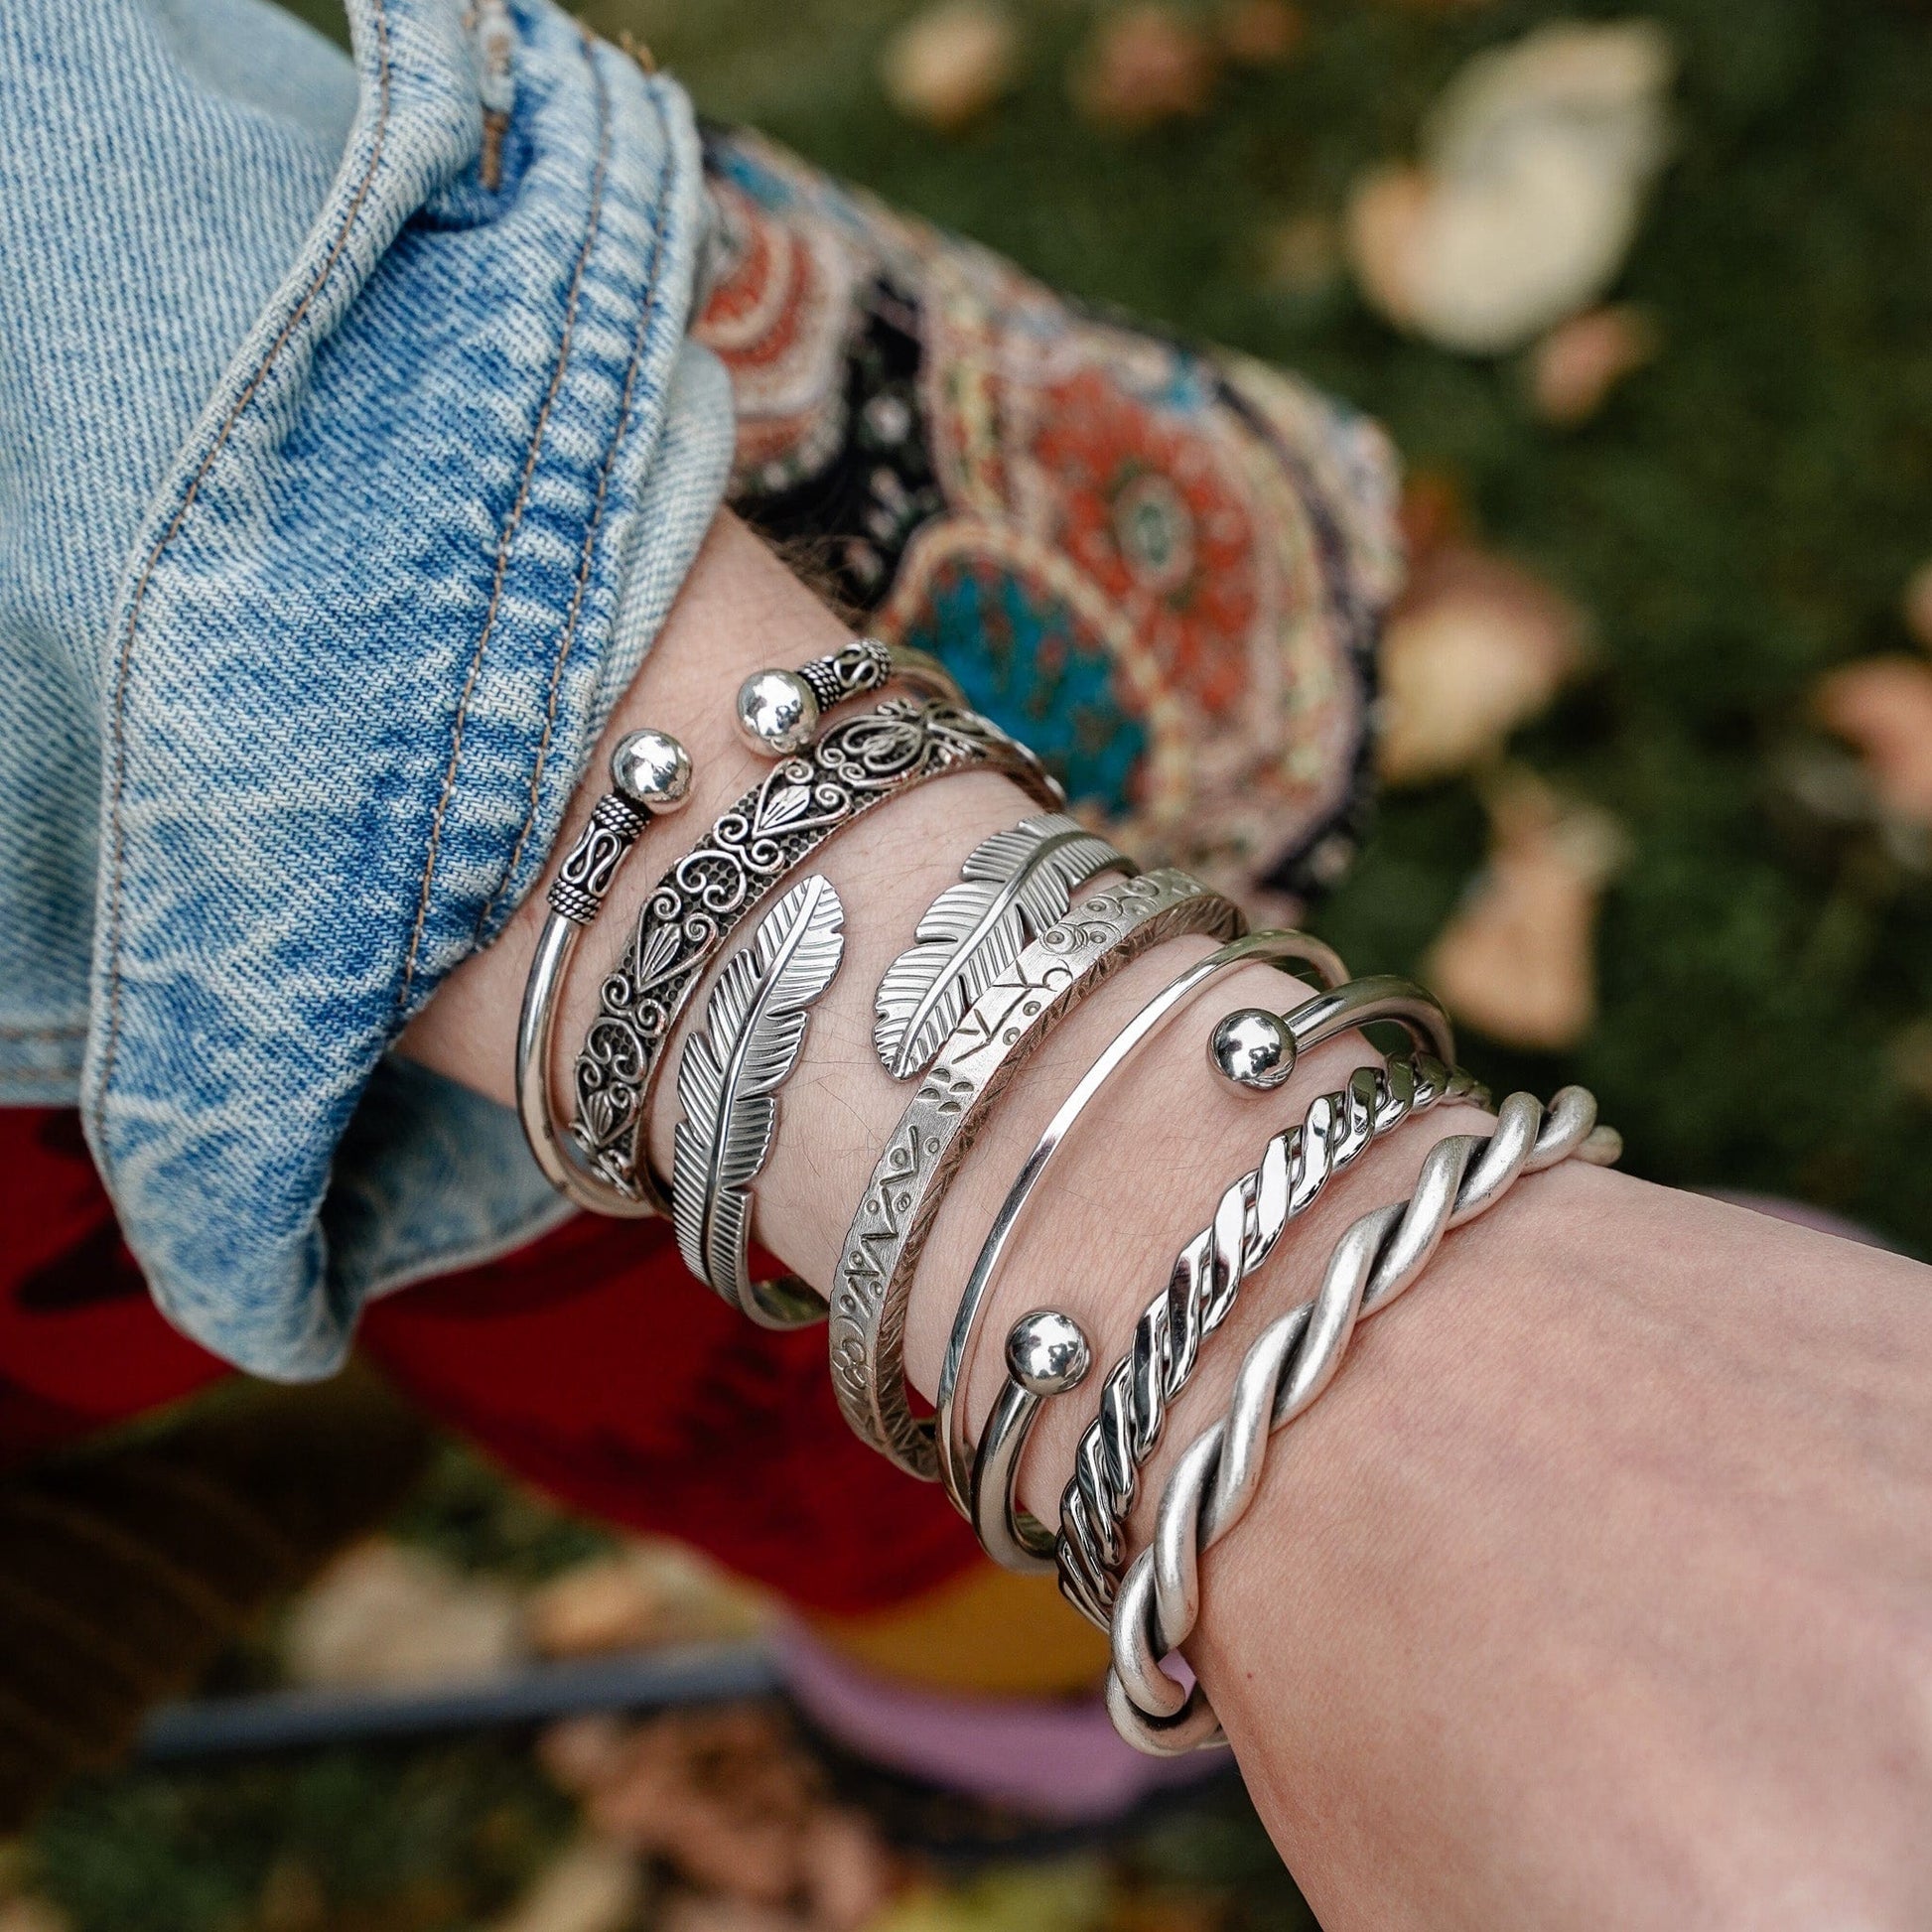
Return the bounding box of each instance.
[735,667,821,757]
[609,729,693,813]
[1209,1007,1297,1093]
[1006,1309,1091,1397]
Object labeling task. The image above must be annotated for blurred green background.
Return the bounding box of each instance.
[18,1,1932,1928]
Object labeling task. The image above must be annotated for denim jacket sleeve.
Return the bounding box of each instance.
[0,0,736,1375]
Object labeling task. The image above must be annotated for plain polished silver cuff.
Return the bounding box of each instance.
[828,868,1245,1480]
[932,926,1351,1523]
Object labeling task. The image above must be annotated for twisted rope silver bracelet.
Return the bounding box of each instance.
[1106,1085,1622,1756]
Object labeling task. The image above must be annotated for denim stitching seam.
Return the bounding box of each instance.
[395,29,616,1011]
[476,62,677,936]
[92,0,397,1171]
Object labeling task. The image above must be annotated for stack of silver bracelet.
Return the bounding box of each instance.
[517,638,1620,1754]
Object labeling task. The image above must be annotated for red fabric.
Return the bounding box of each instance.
[0,1107,977,1614]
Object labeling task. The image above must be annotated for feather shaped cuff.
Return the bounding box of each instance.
[671,874,845,1328]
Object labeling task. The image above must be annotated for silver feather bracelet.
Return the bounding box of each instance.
[668,874,846,1329]
[1106,1086,1622,1756]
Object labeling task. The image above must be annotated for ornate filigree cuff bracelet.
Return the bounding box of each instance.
[516,641,976,1228]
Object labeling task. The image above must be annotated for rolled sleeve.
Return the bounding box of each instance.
[1,0,733,1373]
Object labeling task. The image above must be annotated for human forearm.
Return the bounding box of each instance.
[404,511,1932,1928]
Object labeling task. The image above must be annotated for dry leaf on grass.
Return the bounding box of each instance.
[525,1541,767,1658]
[1424,772,1625,1050]
[1528,304,1658,424]
[484,1840,644,1932]
[1813,655,1932,824]
[1377,544,1587,785]
[539,1707,893,1927]
[880,3,1020,132]
[1346,21,1675,352]
[281,1540,522,1690]
[1071,5,1218,129]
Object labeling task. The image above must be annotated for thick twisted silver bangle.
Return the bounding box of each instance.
[568,698,1061,1220]
[1107,1086,1622,1756]
[974,1048,1484,1577]
[829,869,1245,1480]
[934,926,1353,1524]
[517,641,961,1218]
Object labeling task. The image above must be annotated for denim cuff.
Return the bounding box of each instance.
[74,0,734,1375]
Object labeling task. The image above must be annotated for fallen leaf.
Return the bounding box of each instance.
[1902,559,1932,652]
[1424,771,1624,1050]
[485,1841,644,1932]
[1377,545,1587,785]
[1346,21,1675,352]
[1071,5,1219,129]
[1813,655,1932,823]
[798,1809,894,1932]
[1219,0,1304,66]
[525,1541,767,1658]
[1528,303,1658,424]
[545,1707,828,1908]
[880,2,1021,132]
[281,1540,522,1690]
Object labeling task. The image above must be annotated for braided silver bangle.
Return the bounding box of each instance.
[973,1048,1485,1577]
[517,641,961,1219]
[1107,1086,1622,1756]
[934,926,1353,1526]
[1051,979,1463,1619]
[829,869,1245,1480]
[568,697,1062,1224]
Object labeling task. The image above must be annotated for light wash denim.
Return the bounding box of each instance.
[0,0,735,1375]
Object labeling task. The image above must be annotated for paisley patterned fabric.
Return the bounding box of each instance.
[696,128,1399,909]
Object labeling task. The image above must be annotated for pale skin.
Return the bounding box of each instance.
[405,513,1932,1930]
